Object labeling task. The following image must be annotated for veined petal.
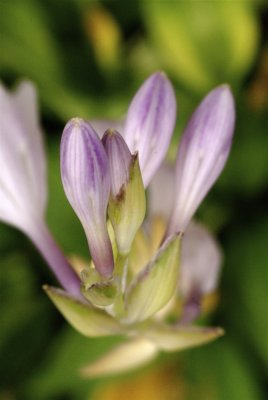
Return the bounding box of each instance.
[168,85,235,234]
[80,337,157,377]
[124,72,177,187]
[60,118,114,277]
[180,221,222,298]
[12,81,47,211]
[44,285,123,337]
[0,81,47,231]
[102,129,132,197]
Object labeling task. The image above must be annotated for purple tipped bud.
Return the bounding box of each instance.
[102,129,132,196]
[102,129,146,254]
[60,118,114,277]
[124,72,177,188]
[168,85,235,234]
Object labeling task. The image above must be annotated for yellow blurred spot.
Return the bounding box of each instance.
[90,365,185,400]
[84,6,122,71]
[247,48,268,111]
[202,292,220,315]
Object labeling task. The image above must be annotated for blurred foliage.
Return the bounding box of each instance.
[0,0,268,399]
[141,0,260,93]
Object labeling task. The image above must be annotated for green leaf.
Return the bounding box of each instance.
[143,322,224,352]
[142,1,259,93]
[24,328,122,400]
[44,285,123,337]
[225,217,268,368]
[123,235,181,323]
[186,339,265,400]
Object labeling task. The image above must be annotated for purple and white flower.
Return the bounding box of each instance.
[0,73,236,377]
[0,81,81,297]
[91,72,177,188]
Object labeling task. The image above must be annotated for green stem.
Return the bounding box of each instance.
[113,252,129,317]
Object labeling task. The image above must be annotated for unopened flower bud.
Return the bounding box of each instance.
[124,72,177,187]
[168,85,235,234]
[102,129,146,255]
[61,118,114,277]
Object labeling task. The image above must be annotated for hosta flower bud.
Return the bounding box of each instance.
[102,129,146,254]
[0,81,81,296]
[168,85,235,234]
[60,118,114,277]
[124,72,177,187]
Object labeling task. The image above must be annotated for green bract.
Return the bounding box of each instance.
[108,154,146,255]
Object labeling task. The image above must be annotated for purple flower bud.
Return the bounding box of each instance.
[0,82,81,297]
[102,129,146,254]
[124,72,177,188]
[168,85,235,234]
[60,118,114,277]
[102,129,132,196]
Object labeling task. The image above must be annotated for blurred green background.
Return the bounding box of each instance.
[0,0,268,399]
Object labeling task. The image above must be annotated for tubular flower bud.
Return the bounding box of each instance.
[102,129,146,254]
[168,85,235,234]
[0,81,81,296]
[124,72,177,187]
[60,118,114,277]
[102,129,132,197]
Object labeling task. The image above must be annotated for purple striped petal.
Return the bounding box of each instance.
[124,72,177,187]
[60,118,114,277]
[0,81,47,231]
[102,129,132,196]
[168,85,235,234]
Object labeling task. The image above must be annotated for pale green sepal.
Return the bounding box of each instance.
[108,154,146,255]
[143,322,224,352]
[81,279,117,307]
[123,235,181,324]
[43,285,123,337]
[80,337,158,377]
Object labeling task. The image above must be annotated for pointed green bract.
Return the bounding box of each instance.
[143,322,224,351]
[123,235,181,323]
[108,154,146,255]
[44,285,123,337]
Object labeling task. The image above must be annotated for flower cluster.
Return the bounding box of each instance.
[0,72,235,376]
